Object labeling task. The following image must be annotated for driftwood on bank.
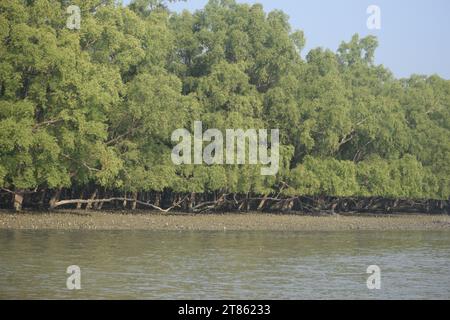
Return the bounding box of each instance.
[50,196,189,213]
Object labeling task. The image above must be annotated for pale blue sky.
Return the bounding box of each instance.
[123,0,450,79]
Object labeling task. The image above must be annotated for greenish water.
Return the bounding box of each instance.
[0,230,449,300]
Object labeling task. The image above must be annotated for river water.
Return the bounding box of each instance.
[0,230,449,299]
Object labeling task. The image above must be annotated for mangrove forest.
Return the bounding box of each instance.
[0,0,449,214]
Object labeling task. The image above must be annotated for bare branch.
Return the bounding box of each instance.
[52,195,189,213]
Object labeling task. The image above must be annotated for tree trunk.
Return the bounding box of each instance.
[257,194,268,211]
[38,189,46,210]
[85,189,98,210]
[13,192,24,212]
[76,191,84,209]
[98,190,106,210]
[49,189,62,210]
[188,192,196,212]
[155,192,161,207]
[122,192,127,209]
[131,192,138,210]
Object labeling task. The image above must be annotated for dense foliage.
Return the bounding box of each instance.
[0,0,449,212]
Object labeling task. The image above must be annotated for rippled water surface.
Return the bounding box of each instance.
[1,230,449,299]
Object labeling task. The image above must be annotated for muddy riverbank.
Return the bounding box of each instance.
[1,210,450,231]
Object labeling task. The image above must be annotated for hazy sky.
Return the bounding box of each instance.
[123,0,450,79]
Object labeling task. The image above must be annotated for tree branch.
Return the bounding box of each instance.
[52,195,189,213]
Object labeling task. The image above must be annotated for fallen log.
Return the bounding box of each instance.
[51,196,188,213]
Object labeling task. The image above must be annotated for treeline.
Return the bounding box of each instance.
[0,0,449,213]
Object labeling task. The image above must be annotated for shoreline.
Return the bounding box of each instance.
[1,210,450,231]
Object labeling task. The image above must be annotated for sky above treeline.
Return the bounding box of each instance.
[122,0,450,79]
